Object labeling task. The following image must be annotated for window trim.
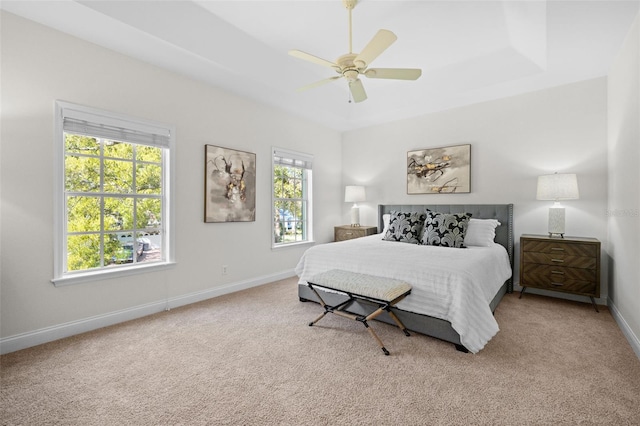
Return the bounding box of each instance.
[53,101,176,286]
[271,147,314,249]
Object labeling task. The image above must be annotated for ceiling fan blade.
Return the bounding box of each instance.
[353,29,397,69]
[289,49,339,70]
[296,76,342,92]
[364,68,422,80]
[349,79,367,103]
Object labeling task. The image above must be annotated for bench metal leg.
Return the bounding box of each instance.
[306,282,411,355]
[307,284,352,326]
[309,311,328,326]
[361,320,389,356]
[387,310,411,337]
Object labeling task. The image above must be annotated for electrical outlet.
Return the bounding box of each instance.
[222,265,228,275]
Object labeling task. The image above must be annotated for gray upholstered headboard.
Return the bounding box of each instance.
[378,204,514,292]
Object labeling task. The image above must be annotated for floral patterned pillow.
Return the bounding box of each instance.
[382,211,426,244]
[420,210,472,248]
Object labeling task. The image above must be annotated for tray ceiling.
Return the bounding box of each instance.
[2,1,638,131]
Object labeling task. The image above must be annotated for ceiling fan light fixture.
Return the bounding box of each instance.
[343,69,359,81]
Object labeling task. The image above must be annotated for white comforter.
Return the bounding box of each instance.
[295,235,512,353]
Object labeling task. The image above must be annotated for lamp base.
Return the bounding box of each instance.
[548,232,565,238]
[548,204,565,237]
[350,206,360,227]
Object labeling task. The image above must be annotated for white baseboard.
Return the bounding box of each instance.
[608,298,640,361]
[0,270,296,355]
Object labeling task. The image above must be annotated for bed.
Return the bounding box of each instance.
[296,204,514,353]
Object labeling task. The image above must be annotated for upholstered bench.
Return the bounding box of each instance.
[306,269,412,355]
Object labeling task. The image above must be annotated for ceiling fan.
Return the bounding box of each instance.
[289,0,422,103]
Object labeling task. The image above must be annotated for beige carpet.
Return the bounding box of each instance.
[2,277,639,425]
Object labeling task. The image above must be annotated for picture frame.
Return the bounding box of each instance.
[204,145,256,222]
[407,144,471,194]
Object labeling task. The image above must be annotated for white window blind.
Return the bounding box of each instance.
[273,147,313,170]
[61,106,171,148]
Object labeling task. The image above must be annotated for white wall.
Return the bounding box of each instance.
[0,12,342,351]
[607,13,640,357]
[341,78,609,304]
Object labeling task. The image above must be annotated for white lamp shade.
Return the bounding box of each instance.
[536,173,579,201]
[344,185,366,203]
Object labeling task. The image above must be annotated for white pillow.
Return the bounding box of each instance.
[382,213,391,234]
[464,218,501,247]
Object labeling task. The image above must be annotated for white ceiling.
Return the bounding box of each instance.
[2,0,638,132]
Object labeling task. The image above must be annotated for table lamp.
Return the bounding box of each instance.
[536,173,579,237]
[344,185,365,227]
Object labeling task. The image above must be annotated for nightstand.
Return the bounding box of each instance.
[519,234,601,312]
[334,225,377,242]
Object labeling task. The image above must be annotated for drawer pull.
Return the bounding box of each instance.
[551,259,564,263]
[551,282,564,286]
[551,270,565,275]
[551,248,565,251]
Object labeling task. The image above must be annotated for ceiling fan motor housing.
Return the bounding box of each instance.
[336,53,360,81]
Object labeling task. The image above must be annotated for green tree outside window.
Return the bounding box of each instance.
[64,134,163,272]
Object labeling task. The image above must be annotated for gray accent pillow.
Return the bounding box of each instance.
[421,210,472,248]
[382,211,426,244]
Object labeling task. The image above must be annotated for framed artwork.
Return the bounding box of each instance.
[407,144,471,194]
[204,145,256,222]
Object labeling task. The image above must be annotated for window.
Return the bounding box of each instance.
[272,147,313,247]
[53,101,175,285]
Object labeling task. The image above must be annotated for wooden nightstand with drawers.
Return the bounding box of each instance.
[519,234,601,312]
[334,225,377,242]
